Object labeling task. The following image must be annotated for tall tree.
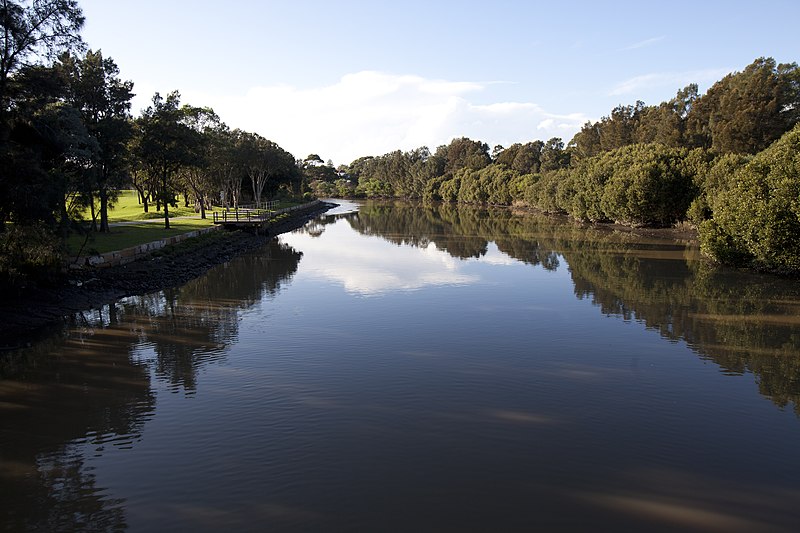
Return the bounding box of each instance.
[59,49,134,232]
[437,137,490,178]
[569,121,602,160]
[540,137,569,171]
[132,91,200,229]
[0,0,84,114]
[210,126,242,209]
[179,106,220,219]
[686,57,800,154]
[238,131,295,207]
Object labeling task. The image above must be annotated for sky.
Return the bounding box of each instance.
[78,0,799,166]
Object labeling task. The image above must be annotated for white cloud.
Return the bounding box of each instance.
[609,68,731,97]
[619,36,665,51]
[179,71,588,165]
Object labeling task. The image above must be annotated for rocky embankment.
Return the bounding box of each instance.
[0,201,335,348]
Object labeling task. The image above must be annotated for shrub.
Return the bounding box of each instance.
[700,124,800,272]
[0,224,64,290]
[599,144,697,226]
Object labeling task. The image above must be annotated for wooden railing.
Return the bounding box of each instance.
[212,201,279,224]
[213,208,269,223]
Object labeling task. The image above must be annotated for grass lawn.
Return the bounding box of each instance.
[68,220,214,256]
[95,190,202,221]
[94,190,300,222]
[69,190,305,255]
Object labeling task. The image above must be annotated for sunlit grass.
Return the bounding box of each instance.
[70,190,305,255]
[88,190,203,222]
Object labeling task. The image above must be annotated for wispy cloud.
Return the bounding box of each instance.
[183,71,588,164]
[620,36,665,51]
[608,68,732,97]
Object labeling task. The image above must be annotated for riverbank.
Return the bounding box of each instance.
[0,201,336,349]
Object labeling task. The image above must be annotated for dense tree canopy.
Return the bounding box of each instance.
[58,49,133,231]
[0,0,84,112]
[2,3,800,290]
[331,56,800,272]
[700,124,800,271]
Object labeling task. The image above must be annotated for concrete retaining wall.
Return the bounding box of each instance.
[70,224,222,269]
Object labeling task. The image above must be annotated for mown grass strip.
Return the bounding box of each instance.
[68,220,215,256]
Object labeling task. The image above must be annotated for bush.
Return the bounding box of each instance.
[688,152,749,226]
[599,144,697,226]
[699,124,800,272]
[0,224,64,290]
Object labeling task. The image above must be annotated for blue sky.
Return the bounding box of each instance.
[79,0,799,165]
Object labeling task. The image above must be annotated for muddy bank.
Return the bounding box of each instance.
[0,202,335,348]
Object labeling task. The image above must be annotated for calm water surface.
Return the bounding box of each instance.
[3,200,800,532]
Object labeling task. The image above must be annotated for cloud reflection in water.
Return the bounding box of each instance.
[281,221,482,296]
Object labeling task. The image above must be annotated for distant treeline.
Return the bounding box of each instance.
[319,58,800,273]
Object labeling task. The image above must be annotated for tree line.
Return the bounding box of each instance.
[2,0,799,283]
[0,0,310,289]
[332,57,800,273]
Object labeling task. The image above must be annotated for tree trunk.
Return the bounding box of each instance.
[250,169,260,208]
[162,170,170,230]
[99,186,110,233]
[89,192,97,232]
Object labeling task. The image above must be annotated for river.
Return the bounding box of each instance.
[2,200,800,532]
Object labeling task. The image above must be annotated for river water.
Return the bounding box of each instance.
[2,200,800,532]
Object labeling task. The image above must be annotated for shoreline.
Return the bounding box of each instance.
[0,201,336,349]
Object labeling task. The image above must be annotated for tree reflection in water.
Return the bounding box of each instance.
[349,200,800,415]
[0,238,303,530]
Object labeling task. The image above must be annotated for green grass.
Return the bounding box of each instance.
[69,190,306,256]
[68,220,214,256]
[93,190,202,221]
[93,190,300,222]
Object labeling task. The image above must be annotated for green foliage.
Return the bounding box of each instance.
[309,179,335,198]
[438,176,460,203]
[526,170,563,213]
[687,58,800,154]
[236,130,297,207]
[508,172,536,205]
[456,165,518,206]
[132,91,203,228]
[700,124,800,271]
[334,178,355,197]
[570,58,799,160]
[687,152,749,226]
[356,176,393,198]
[526,144,699,226]
[438,137,491,177]
[494,141,543,174]
[0,224,64,289]
[599,144,697,226]
[0,0,85,111]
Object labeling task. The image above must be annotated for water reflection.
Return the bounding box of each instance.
[0,328,153,531]
[284,215,479,296]
[3,201,800,532]
[343,201,800,414]
[0,238,303,529]
[117,240,303,392]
